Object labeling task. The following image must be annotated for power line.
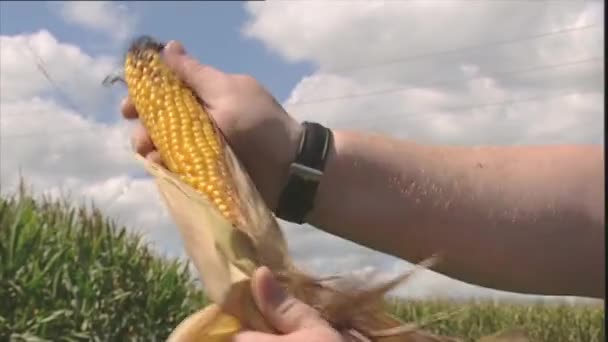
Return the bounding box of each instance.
[344,89,598,127]
[322,23,601,73]
[287,56,603,106]
[1,24,601,139]
[3,54,602,123]
[2,90,599,140]
[1,126,132,141]
[11,23,599,114]
[7,55,600,116]
[23,38,85,115]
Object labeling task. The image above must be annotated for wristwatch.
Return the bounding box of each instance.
[275,121,333,224]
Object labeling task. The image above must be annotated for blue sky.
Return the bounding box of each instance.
[0,1,314,103]
[1,1,603,302]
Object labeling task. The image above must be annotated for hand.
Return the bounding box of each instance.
[234,266,347,342]
[121,40,304,210]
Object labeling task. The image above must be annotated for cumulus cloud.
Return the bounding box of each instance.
[243,1,602,74]
[243,1,603,145]
[243,1,605,301]
[54,1,136,44]
[1,30,131,187]
[1,1,603,304]
[0,30,118,116]
[244,1,603,145]
[0,30,183,257]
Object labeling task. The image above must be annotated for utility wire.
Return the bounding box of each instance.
[287,56,603,106]
[322,23,601,73]
[5,56,599,116]
[344,89,598,127]
[23,38,85,114]
[2,54,600,121]
[3,56,601,139]
[2,24,601,139]
[3,90,598,140]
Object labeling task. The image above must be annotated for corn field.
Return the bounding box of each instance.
[0,186,604,341]
[0,185,208,341]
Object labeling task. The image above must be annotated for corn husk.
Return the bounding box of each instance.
[136,140,526,342]
[167,304,241,342]
[119,35,529,342]
[134,135,465,341]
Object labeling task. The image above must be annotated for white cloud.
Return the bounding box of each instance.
[242,1,603,145]
[1,0,603,306]
[244,1,603,73]
[1,30,132,186]
[0,30,182,257]
[252,2,602,141]
[242,0,605,302]
[54,1,136,44]
[0,30,118,116]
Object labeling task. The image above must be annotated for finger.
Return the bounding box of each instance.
[231,331,282,342]
[251,267,328,334]
[233,329,343,342]
[146,150,163,166]
[162,40,227,97]
[131,123,155,156]
[121,97,138,119]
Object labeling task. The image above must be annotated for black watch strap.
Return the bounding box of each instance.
[275,121,333,223]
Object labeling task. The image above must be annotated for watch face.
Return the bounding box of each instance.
[290,162,323,181]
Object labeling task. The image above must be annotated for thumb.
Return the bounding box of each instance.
[162,40,227,97]
[251,266,329,334]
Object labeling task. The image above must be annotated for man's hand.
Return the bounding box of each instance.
[234,267,347,342]
[121,40,303,210]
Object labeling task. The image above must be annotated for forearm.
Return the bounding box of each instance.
[306,130,605,299]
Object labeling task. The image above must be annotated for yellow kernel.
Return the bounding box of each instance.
[124,40,242,225]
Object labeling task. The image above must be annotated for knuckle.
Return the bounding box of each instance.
[277,297,322,327]
[276,297,300,317]
[130,135,140,152]
[233,74,258,86]
[131,132,150,154]
[132,138,145,154]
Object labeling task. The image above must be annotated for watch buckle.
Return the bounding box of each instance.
[289,162,323,181]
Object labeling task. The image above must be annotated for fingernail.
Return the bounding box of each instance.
[258,267,287,309]
[165,40,185,55]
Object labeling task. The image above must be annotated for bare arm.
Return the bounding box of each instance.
[123,44,604,299]
[306,130,605,299]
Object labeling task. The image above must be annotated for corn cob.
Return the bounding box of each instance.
[121,36,274,337]
[123,37,240,226]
